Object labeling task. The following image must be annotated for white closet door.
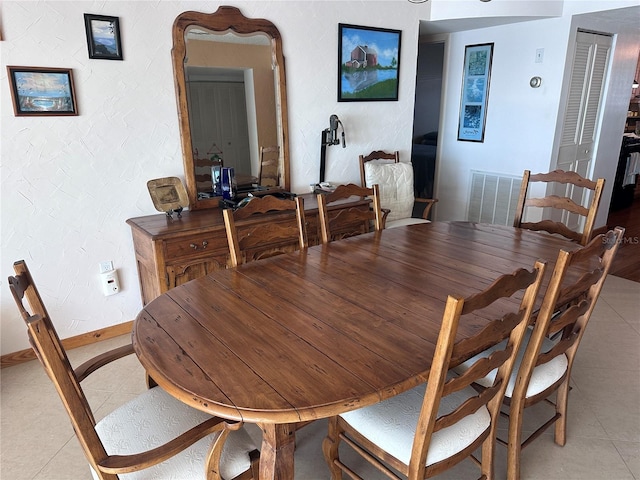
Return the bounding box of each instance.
[188,81,251,174]
[555,30,612,228]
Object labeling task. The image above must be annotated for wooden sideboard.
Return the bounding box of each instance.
[126,193,370,305]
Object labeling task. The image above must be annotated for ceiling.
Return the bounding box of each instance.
[419,5,640,36]
[419,16,542,35]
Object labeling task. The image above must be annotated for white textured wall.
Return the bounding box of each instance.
[1,0,428,355]
[435,16,572,221]
[1,1,638,356]
[434,6,639,224]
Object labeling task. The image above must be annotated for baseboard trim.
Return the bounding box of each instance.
[1,321,133,369]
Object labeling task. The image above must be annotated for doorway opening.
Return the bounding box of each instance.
[412,41,444,216]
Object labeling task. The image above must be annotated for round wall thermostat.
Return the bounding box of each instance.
[530,76,542,88]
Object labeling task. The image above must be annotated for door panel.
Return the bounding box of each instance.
[555,30,612,229]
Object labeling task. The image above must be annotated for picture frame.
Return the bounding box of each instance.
[84,14,123,60]
[457,43,494,142]
[338,23,401,102]
[6,66,78,116]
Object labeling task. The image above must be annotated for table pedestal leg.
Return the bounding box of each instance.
[258,423,296,480]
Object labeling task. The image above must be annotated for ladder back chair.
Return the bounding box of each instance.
[454,226,625,480]
[8,260,260,480]
[359,150,438,228]
[317,183,384,243]
[323,260,547,480]
[258,145,280,187]
[513,169,605,245]
[223,194,308,267]
[194,156,224,193]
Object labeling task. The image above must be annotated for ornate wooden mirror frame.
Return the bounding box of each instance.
[172,6,290,210]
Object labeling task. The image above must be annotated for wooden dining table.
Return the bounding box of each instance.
[132,221,579,480]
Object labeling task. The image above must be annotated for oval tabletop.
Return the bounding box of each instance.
[132,222,577,424]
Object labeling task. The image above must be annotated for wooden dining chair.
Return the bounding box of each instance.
[323,260,547,480]
[258,145,280,187]
[194,155,224,193]
[513,169,605,245]
[453,226,624,480]
[223,194,308,267]
[8,260,260,480]
[317,183,384,243]
[359,150,438,228]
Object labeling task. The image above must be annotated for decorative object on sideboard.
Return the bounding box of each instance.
[6,66,78,116]
[147,177,189,218]
[318,114,346,188]
[83,14,123,60]
[338,23,402,102]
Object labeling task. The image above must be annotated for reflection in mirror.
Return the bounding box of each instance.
[172,7,290,210]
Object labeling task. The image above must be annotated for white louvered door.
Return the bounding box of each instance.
[555,30,612,229]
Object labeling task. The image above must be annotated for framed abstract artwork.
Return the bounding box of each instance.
[84,14,123,60]
[338,24,401,102]
[457,43,493,142]
[6,66,78,116]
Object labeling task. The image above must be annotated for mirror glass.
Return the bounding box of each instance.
[172,7,290,210]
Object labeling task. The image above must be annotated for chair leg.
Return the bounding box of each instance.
[480,432,495,480]
[146,373,158,389]
[322,417,344,480]
[249,449,261,480]
[506,404,525,480]
[554,379,570,446]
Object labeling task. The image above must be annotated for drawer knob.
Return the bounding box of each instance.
[189,240,208,250]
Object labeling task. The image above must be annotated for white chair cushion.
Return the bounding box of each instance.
[386,217,430,229]
[452,328,569,398]
[91,386,257,480]
[339,382,490,467]
[364,161,415,224]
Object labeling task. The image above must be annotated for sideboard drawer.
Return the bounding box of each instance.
[164,233,229,261]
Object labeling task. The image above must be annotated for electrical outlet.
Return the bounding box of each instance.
[99,261,113,273]
[100,269,120,296]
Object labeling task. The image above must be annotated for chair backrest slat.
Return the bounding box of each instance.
[511,227,624,405]
[8,261,115,479]
[358,150,399,187]
[408,260,546,478]
[513,169,605,245]
[258,145,280,187]
[223,195,308,267]
[317,183,383,243]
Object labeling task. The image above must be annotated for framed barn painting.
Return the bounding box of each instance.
[457,43,493,142]
[338,24,401,102]
[84,14,123,60]
[7,66,78,116]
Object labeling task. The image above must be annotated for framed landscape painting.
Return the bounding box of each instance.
[7,66,78,116]
[338,24,401,102]
[457,43,493,142]
[84,14,123,60]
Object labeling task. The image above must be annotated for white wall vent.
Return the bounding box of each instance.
[467,171,522,226]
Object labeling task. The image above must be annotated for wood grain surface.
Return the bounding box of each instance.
[133,221,578,479]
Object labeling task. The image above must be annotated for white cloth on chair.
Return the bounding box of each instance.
[365,161,429,228]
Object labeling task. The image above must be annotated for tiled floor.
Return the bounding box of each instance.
[1,275,638,480]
